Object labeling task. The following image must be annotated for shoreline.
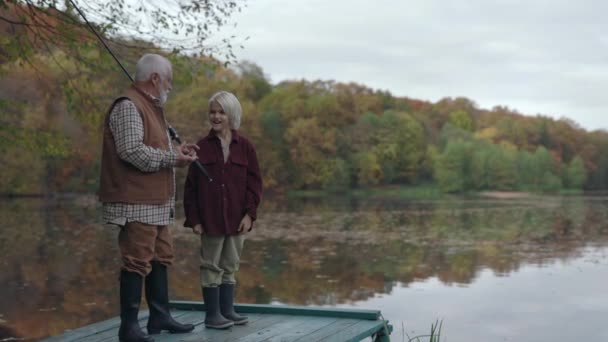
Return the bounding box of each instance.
[0,187,592,201]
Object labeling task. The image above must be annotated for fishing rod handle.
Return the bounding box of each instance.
[168,126,213,182]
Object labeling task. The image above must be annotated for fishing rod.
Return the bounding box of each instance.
[68,0,213,182]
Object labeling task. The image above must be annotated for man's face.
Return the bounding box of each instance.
[153,70,173,104]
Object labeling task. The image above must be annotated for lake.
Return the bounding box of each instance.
[1,194,607,341]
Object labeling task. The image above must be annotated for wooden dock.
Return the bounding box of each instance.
[42,301,392,341]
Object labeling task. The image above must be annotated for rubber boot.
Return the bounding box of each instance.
[145,261,195,334]
[118,271,154,342]
[202,287,234,329]
[219,283,248,325]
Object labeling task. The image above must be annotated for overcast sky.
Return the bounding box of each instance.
[216,0,608,131]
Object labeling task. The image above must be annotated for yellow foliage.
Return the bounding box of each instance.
[475,127,498,141]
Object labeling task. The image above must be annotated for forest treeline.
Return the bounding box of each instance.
[1,6,606,195]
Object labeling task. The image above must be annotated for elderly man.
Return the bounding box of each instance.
[99,53,197,342]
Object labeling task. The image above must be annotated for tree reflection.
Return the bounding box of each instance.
[0,195,606,339]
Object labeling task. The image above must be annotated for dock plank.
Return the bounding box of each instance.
[319,320,387,342]
[43,303,392,342]
[83,310,191,342]
[171,302,380,320]
[292,318,361,342]
[42,311,150,342]
[183,314,292,342]
[153,313,264,342]
[254,316,341,342]
[88,311,204,342]
[144,311,212,342]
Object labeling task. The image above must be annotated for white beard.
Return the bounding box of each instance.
[159,88,169,104]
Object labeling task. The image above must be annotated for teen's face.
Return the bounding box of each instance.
[209,101,230,133]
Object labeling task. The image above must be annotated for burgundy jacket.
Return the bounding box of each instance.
[183,130,262,235]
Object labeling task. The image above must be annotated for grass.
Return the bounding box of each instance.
[558,188,585,195]
[404,319,443,342]
[287,185,589,201]
[287,184,444,200]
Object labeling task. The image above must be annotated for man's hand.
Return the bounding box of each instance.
[175,142,198,167]
[237,214,253,234]
[180,143,199,157]
[193,224,204,235]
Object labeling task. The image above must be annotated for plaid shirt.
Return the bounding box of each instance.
[102,98,177,226]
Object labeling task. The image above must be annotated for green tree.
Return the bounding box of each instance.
[517,150,539,190]
[470,143,492,190]
[469,142,517,191]
[517,146,561,192]
[355,151,383,186]
[418,145,438,183]
[391,112,426,183]
[448,110,474,132]
[257,110,290,188]
[320,157,351,191]
[434,141,473,192]
[439,122,474,149]
[564,156,586,189]
[537,118,552,149]
[586,133,608,190]
[534,146,556,178]
[540,172,562,192]
[488,143,518,190]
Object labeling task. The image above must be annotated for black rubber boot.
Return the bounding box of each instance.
[145,261,195,335]
[219,283,248,325]
[118,271,154,342]
[202,287,234,329]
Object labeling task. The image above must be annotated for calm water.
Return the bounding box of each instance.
[1,194,608,341]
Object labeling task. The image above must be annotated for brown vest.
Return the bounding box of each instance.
[98,86,173,204]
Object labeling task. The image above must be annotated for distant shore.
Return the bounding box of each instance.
[0,186,590,201]
[477,191,533,199]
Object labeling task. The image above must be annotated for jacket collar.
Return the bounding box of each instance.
[205,129,240,144]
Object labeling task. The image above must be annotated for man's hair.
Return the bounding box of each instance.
[209,91,242,130]
[134,54,172,82]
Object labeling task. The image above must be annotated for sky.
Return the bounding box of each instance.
[214,0,608,131]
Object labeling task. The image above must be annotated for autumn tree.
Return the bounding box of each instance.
[0,0,246,64]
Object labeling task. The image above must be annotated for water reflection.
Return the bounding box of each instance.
[0,195,607,340]
[360,248,608,342]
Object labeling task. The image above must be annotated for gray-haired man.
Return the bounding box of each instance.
[99,54,197,342]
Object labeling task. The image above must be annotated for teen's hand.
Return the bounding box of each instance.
[193,224,204,235]
[237,214,252,234]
